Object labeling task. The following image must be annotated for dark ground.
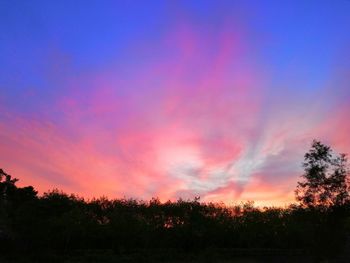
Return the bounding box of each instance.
[0,249,342,263]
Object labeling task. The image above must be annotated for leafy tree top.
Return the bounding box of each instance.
[296,140,350,209]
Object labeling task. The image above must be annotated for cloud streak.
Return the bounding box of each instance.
[1,2,350,206]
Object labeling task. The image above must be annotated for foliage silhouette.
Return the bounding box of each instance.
[296,140,350,208]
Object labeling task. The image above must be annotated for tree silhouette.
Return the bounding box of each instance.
[295,140,350,208]
[0,169,19,208]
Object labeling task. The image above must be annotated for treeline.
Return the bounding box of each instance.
[0,180,349,260]
[1,140,350,261]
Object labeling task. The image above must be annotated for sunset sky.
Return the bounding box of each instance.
[1,0,350,206]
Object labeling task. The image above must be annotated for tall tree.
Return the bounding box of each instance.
[0,169,18,203]
[295,140,350,208]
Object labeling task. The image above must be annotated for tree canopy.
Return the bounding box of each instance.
[295,140,350,208]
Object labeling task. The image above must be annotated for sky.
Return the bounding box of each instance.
[1,0,350,206]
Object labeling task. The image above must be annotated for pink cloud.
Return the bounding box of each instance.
[1,19,349,207]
